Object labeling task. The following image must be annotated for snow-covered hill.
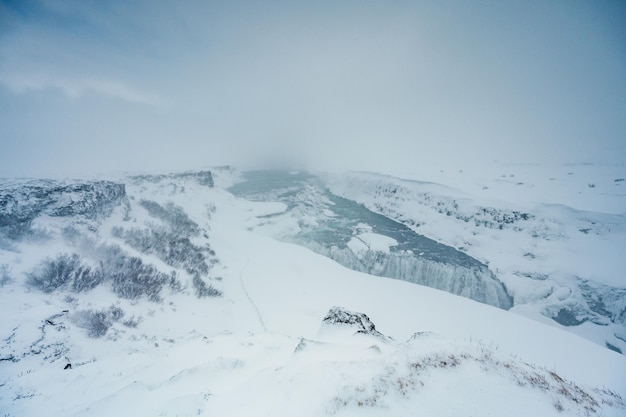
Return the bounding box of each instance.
[1,167,625,417]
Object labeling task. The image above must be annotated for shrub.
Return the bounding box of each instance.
[122,315,141,328]
[139,200,199,237]
[0,263,12,286]
[98,243,180,302]
[27,247,172,302]
[0,220,33,241]
[71,264,105,292]
[122,226,211,277]
[108,305,125,321]
[113,201,221,298]
[124,201,217,278]
[111,226,124,238]
[83,309,112,338]
[27,254,104,293]
[193,275,222,298]
[26,254,81,293]
[111,256,169,302]
[75,305,127,337]
[169,270,183,293]
[98,244,128,273]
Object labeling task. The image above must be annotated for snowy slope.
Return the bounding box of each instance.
[324,165,626,354]
[1,167,625,417]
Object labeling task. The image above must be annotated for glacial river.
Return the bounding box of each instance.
[229,170,513,309]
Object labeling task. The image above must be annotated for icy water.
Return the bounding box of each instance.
[229,170,513,309]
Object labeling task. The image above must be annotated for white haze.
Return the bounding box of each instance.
[0,0,625,178]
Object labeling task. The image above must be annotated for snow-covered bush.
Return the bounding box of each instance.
[111,256,170,302]
[71,263,105,292]
[328,340,622,415]
[192,275,222,297]
[108,305,125,321]
[85,310,112,338]
[75,305,128,337]
[0,263,12,286]
[27,253,82,293]
[121,227,212,277]
[122,315,141,328]
[111,200,221,299]
[26,246,176,302]
[26,253,104,293]
[94,243,175,302]
[139,200,200,237]
[73,309,111,338]
[168,270,183,294]
[115,200,219,279]
[0,220,32,241]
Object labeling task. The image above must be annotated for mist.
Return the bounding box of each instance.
[1,0,624,178]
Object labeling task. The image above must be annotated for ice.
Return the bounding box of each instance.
[229,170,513,309]
[347,231,397,255]
[305,241,512,309]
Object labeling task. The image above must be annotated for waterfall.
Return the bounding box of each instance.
[229,170,514,310]
[298,240,513,309]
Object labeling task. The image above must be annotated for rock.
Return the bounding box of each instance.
[321,306,387,339]
[0,179,126,239]
[129,170,214,187]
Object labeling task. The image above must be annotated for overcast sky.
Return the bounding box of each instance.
[0,0,624,177]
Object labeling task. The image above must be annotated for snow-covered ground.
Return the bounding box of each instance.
[1,165,625,416]
[324,162,626,353]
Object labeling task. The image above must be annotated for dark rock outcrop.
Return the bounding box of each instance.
[0,180,126,239]
[129,170,214,187]
[322,306,387,339]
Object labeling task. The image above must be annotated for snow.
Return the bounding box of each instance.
[347,230,398,255]
[377,162,626,214]
[323,163,626,352]
[1,166,625,416]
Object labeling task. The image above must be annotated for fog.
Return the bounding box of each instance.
[1,0,624,178]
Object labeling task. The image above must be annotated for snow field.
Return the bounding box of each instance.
[323,165,626,352]
[1,166,625,416]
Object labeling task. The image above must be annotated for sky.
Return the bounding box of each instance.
[0,0,625,178]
